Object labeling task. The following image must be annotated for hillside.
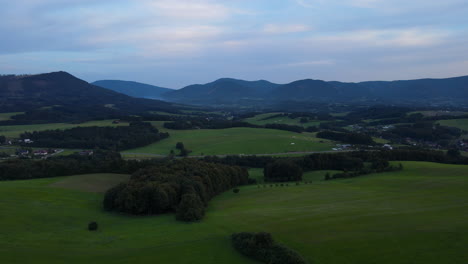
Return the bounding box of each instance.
[92,80,173,99]
[163,78,280,104]
[1,161,467,263]
[0,71,180,114]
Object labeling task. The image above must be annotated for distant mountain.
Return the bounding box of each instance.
[92,80,173,99]
[161,75,468,106]
[0,71,178,113]
[163,78,280,104]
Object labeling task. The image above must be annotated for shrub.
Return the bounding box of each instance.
[231,232,308,264]
[233,188,240,193]
[88,221,98,231]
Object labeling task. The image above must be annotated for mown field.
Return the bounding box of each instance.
[0,120,129,138]
[437,118,468,131]
[122,127,336,156]
[0,112,24,121]
[1,161,467,263]
[243,113,323,127]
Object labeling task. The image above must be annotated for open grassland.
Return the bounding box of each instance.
[122,127,335,156]
[50,173,130,193]
[0,161,467,263]
[0,120,129,138]
[0,112,24,121]
[437,119,468,131]
[244,113,323,127]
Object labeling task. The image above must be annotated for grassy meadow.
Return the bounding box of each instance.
[437,118,468,131]
[0,161,467,263]
[0,112,24,121]
[122,127,336,156]
[0,120,129,138]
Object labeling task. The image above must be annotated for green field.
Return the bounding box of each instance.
[437,119,468,131]
[0,120,129,138]
[0,112,24,121]
[122,127,336,156]
[244,113,323,127]
[1,161,467,263]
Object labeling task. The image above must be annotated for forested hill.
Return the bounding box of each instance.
[92,80,173,99]
[162,78,280,104]
[160,75,468,106]
[0,71,179,113]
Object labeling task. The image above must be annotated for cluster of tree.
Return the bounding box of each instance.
[317,130,375,145]
[264,160,303,182]
[0,135,6,144]
[164,120,258,130]
[164,120,316,134]
[231,232,308,264]
[20,122,168,151]
[103,159,249,221]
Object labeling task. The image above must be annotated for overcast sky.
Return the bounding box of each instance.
[1,0,468,88]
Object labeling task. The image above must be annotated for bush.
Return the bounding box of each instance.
[233,188,240,193]
[231,232,308,264]
[88,221,98,231]
[264,160,303,182]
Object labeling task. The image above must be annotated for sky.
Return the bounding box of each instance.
[1,0,468,88]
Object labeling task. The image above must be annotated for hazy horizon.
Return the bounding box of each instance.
[1,0,468,88]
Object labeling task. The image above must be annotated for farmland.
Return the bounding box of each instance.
[0,161,467,263]
[122,127,336,156]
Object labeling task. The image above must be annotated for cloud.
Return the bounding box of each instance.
[263,24,312,34]
[146,0,232,21]
[312,28,450,47]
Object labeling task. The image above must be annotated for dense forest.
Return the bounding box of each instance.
[103,159,248,221]
[20,122,168,150]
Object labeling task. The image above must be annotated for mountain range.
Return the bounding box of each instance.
[95,75,468,106]
[92,80,172,99]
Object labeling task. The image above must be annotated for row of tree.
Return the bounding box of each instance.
[20,122,168,151]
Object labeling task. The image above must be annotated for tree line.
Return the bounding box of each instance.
[20,122,168,151]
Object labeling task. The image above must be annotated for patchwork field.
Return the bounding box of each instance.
[122,127,336,156]
[1,161,467,263]
[0,120,129,138]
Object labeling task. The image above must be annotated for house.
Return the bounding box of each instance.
[23,139,33,144]
[33,150,48,156]
[383,144,393,150]
[112,120,120,124]
[79,150,94,156]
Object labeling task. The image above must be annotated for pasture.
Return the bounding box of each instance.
[0,120,129,138]
[0,161,467,263]
[437,118,468,131]
[0,112,24,121]
[122,127,336,156]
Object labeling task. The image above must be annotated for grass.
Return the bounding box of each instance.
[0,120,129,138]
[122,127,336,156]
[0,161,467,263]
[244,113,324,127]
[437,119,468,131]
[49,173,130,193]
[0,112,24,121]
